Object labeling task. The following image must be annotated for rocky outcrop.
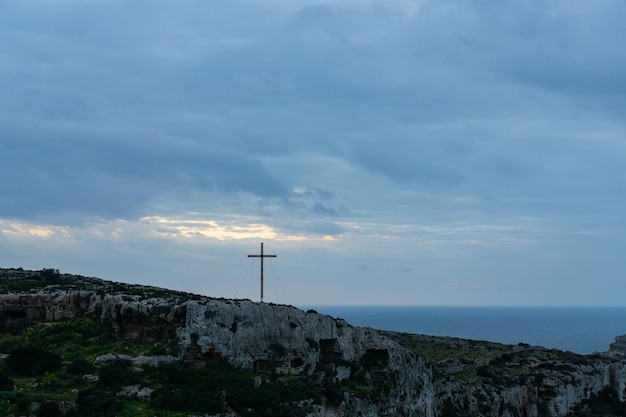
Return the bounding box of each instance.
[0,290,186,341]
[1,267,626,416]
[609,335,626,359]
[0,273,435,416]
[432,360,626,417]
[183,299,436,416]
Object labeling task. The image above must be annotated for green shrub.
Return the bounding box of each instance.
[0,370,14,391]
[321,377,344,406]
[4,318,32,335]
[67,359,96,376]
[26,319,103,348]
[0,392,33,414]
[39,268,61,283]
[70,388,124,417]
[441,399,474,417]
[477,365,495,378]
[98,360,140,391]
[5,346,62,376]
[0,334,21,354]
[150,363,233,414]
[36,401,62,417]
[149,362,320,416]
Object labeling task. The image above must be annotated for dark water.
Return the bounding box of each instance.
[303,306,626,355]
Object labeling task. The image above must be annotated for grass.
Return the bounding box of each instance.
[18,318,176,362]
[0,317,176,415]
[0,321,615,416]
[0,316,357,416]
[380,328,623,396]
[2,268,625,417]
[0,268,202,304]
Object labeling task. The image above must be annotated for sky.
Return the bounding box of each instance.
[1,0,625,307]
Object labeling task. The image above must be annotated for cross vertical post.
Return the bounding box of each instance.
[247,242,277,303]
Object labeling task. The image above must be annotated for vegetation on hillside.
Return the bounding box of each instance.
[0,316,335,416]
[0,269,392,416]
[2,268,626,417]
[0,268,203,302]
[381,331,626,417]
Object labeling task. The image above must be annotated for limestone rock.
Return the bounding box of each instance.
[117,384,154,401]
[609,334,626,359]
[94,353,178,368]
[2,268,626,416]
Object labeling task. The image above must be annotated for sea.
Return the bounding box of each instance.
[302,306,626,355]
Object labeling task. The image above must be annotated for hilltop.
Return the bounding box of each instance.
[1,267,626,417]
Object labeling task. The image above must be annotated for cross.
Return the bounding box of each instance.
[247,242,277,303]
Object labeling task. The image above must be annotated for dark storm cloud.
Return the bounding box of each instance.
[0,122,291,221]
[2,0,626,305]
[1,0,626,230]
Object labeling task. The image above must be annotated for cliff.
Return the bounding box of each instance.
[1,267,625,417]
[609,335,626,360]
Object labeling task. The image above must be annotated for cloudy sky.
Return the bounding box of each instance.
[1,0,625,306]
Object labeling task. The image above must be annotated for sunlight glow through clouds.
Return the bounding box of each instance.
[143,216,279,240]
[141,216,332,242]
[0,220,66,238]
[0,216,338,245]
[0,215,533,248]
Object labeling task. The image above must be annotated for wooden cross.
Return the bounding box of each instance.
[247,242,277,303]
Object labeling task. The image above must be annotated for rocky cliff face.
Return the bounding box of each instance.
[183,299,437,416]
[1,268,625,417]
[609,335,626,359]
[432,359,626,417]
[0,269,435,416]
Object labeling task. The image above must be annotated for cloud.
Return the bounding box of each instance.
[349,136,467,184]
[0,127,292,222]
[1,0,626,305]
